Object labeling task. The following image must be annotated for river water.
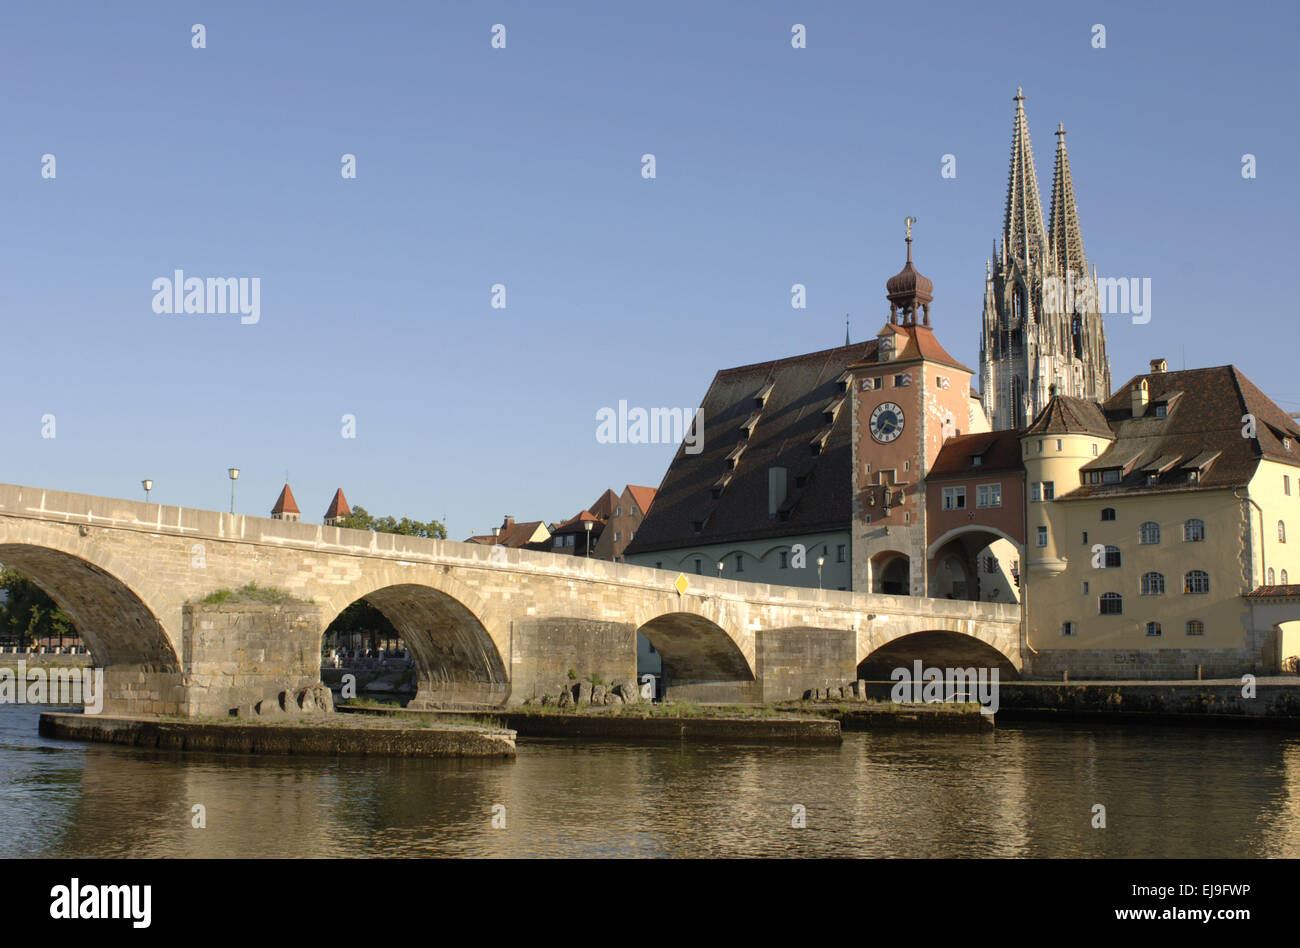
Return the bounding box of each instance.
[3,703,1297,858]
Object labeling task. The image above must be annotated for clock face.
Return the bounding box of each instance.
[870,402,905,443]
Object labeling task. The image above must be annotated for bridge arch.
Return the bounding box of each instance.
[321,571,508,707]
[635,606,756,702]
[858,628,1020,681]
[0,538,179,670]
[926,525,1023,604]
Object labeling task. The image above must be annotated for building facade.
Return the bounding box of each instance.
[1022,361,1300,678]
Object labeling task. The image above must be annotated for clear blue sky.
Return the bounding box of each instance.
[2,0,1296,539]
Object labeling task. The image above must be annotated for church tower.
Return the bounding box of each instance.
[979,89,1111,430]
[850,224,978,596]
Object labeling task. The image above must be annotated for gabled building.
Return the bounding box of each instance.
[549,510,603,556]
[592,484,658,562]
[1023,360,1300,678]
[624,340,877,589]
[464,516,551,550]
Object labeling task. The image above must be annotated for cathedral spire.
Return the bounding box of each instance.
[1049,122,1087,277]
[1003,87,1048,267]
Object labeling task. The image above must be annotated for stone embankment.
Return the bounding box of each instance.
[38,710,516,758]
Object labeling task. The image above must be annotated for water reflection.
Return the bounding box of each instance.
[4,706,1299,858]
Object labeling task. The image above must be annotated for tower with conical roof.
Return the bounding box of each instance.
[271,483,300,522]
[979,90,1111,430]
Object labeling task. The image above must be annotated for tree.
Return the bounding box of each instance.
[335,505,446,540]
[0,568,78,649]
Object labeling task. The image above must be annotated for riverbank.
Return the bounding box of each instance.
[38,710,517,758]
[995,679,1300,727]
[339,702,844,743]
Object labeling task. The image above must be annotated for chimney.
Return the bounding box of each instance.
[1132,379,1149,417]
[1150,358,1167,373]
[502,516,514,530]
[768,467,788,517]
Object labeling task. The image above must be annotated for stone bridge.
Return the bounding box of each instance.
[0,483,1022,716]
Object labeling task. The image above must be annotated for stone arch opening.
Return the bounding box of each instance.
[871,551,911,595]
[927,527,1023,604]
[858,629,1019,681]
[0,544,176,671]
[637,612,755,703]
[323,584,507,708]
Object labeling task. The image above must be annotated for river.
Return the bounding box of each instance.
[3,704,1297,858]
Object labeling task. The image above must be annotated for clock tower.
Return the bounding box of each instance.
[849,226,981,596]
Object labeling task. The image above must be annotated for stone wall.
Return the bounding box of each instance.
[757,627,857,703]
[1026,645,1268,681]
[182,600,323,717]
[506,617,636,706]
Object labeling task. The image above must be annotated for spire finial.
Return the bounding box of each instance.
[845,314,850,347]
[904,215,917,262]
[1015,86,1025,106]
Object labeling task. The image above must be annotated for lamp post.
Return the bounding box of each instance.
[716,560,724,579]
[584,520,593,557]
[141,479,153,503]
[817,555,825,590]
[227,467,240,513]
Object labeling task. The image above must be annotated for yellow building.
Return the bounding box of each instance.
[1023,359,1300,678]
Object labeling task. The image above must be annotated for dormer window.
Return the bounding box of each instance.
[1154,404,1167,418]
[972,456,983,466]
[754,381,775,408]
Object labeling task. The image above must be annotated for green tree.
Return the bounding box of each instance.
[0,568,78,649]
[335,505,446,540]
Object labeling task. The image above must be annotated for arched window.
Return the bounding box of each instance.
[1145,621,1162,637]
[1101,508,1117,521]
[1184,570,1210,594]
[1280,521,1288,543]
[1284,570,1291,584]
[1268,567,1276,585]
[1104,545,1122,568]
[1099,592,1123,615]
[1186,619,1205,636]
[1141,572,1165,595]
[1184,518,1205,542]
[1139,521,1161,544]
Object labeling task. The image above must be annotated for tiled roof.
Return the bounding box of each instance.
[271,484,300,515]
[625,341,876,555]
[1025,395,1112,437]
[929,430,1025,479]
[1245,585,1300,600]
[554,510,603,535]
[588,489,619,521]
[625,485,657,515]
[465,518,549,548]
[324,488,350,520]
[1059,365,1300,501]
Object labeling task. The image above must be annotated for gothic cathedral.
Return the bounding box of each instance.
[979,89,1111,430]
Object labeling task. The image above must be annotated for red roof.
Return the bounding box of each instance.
[324,488,350,520]
[554,510,603,534]
[626,485,657,515]
[271,484,300,515]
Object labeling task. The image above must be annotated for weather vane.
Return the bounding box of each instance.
[905,216,918,240]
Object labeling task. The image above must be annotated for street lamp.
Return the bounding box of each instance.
[716,560,724,578]
[584,520,593,557]
[227,467,240,513]
[817,555,825,589]
[141,479,153,503]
